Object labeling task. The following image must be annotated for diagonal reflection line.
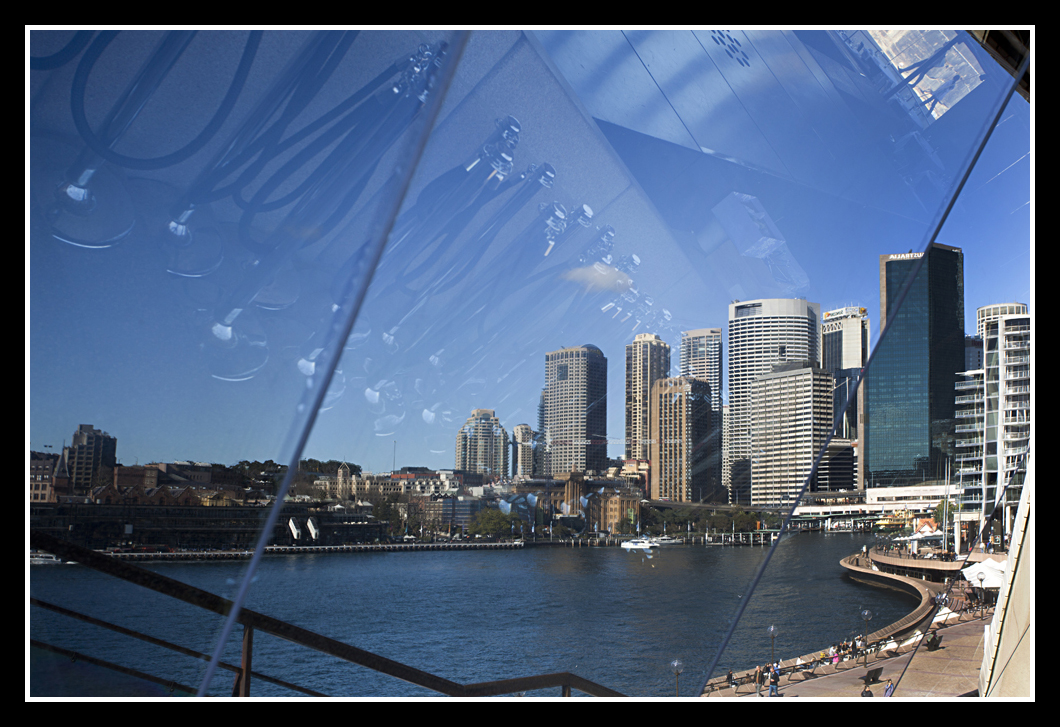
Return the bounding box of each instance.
[699,45,1030,696]
[973,151,1030,192]
[196,31,473,698]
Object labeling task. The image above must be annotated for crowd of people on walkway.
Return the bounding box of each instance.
[873,541,960,561]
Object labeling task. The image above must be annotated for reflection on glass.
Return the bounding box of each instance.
[31,29,1028,697]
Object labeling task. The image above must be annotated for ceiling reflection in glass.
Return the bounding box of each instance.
[29,28,1028,476]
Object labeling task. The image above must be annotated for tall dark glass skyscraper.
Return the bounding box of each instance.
[863,243,964,488]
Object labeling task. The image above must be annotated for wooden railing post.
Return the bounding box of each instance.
[233,625,253,697]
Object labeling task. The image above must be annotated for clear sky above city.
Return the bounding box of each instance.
[29,29,1031,474]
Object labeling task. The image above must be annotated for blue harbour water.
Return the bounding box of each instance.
[30,533,916,697]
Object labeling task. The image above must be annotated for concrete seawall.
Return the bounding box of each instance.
[702,551,942,695]
[838,553,944,642]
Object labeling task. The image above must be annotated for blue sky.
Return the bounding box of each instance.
[29,30,1031,474]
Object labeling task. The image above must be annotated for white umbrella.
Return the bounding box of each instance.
[961,558,1006,589]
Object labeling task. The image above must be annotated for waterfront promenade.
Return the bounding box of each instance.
[700,612,989,698]
[702,550,991,698]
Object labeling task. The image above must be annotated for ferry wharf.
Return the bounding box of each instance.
[100,541,526,562]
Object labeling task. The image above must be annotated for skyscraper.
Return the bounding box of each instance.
[728,299,821,504]
[65,424,117,494]
[649,376,717,502]
[863,243,964,489]
[680,328,723,499]
[512,423,536,478]
[822,307,869,372]
[822,307,870,485]
[625,333,671,462]
[543,344,608,476]
[956,304,1030,534]
[750,362,833,506]
[455,409,509,480]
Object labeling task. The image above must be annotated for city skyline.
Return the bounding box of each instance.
[29,30,1031,479]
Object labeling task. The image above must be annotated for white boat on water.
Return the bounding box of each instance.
[651,535,684,546]
[621,538,657,551]
[30,551,73,565]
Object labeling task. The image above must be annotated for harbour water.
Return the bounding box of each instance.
[30,532,917,697]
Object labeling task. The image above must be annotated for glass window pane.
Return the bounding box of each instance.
[31,28,1029,698]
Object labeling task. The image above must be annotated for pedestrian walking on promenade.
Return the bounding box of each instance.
[883,679,894,697]
[728,669,736,693]
[769,666,780,697]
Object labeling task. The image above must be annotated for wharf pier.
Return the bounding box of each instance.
[98,541,525,562]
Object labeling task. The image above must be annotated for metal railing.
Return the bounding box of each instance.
[30,531,624,697]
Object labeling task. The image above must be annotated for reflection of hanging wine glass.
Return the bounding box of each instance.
[202,42,447,385]
[129,32,345,277]
[32,136,137,249]
[33,31,199,248]
[200,310,270,382]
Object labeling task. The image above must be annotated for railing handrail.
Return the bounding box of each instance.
[30,597,325,697]
[30,530,624,697]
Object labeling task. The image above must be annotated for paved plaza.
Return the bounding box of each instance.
[701,614,987,699]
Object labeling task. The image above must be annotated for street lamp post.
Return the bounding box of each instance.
[860,609,873,666]
[671,659,683,697]
[977,572,986,617]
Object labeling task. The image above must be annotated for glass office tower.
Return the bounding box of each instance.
[679,328,723,501]
[863,243,964,488]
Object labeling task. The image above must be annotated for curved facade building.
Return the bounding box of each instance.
[455,409,509,481]
[727,299,821,505]
[543,344,607,476]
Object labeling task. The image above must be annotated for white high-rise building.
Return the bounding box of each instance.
[977,302,1028,339]
[625,333,671,462]
[721,404,731,497]
[512,424,536,478]
[680,328,722,393]
[822,307,869,372]
[728,299,821,504]
[750,362,834,507]
[957,305,1031,537]
[455,409,509,480]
